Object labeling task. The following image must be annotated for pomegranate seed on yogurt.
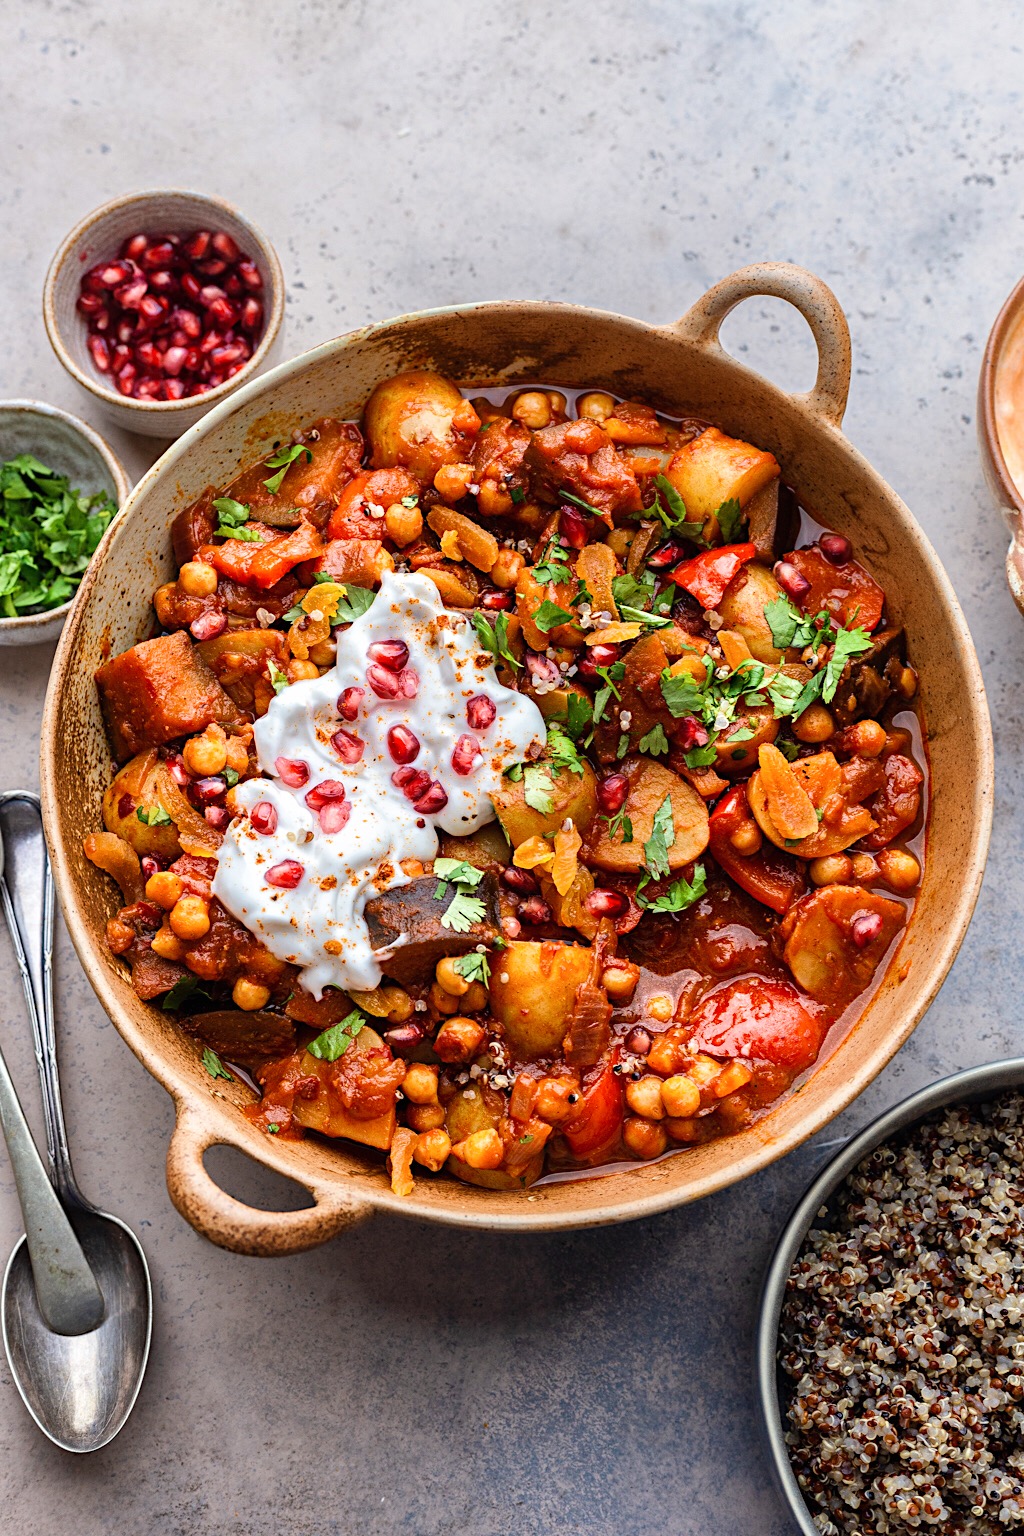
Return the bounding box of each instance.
[466,694,496,730]
[387,725,420,764]
[265,860,304,889]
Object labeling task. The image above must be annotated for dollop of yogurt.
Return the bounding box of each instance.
[212,570,545,997]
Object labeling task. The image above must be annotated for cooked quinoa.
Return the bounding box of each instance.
[778,1093,1024,1535]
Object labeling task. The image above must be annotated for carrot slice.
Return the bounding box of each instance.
[718,629,753,670]
[757,743,819,841]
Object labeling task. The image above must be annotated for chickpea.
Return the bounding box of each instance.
[729,821,763,856]
[233,977,271,1012]
[877,848,921,891]
[546,390,567,415]
[307,638,338,669]
[453,1128,504,1170]
[406,1103,446,1132]
[433,464,474,504]
[625,1075,665,1120]
[223,735,250,776]
[183,723,228,777]
[535,1078,580,1124]
[287,658,320,683]
[665,1117,702,1143]
[511,391,552,430]
[428,981,460,1016]
[489,548,525,589]
[661,1074,701,1119]
[622,1117,669,1159]
[434,1017,487,1063]
[476,479,512,517]
[461,982,489,1013]
[145,870,184,910]
[385,500,424,545]
[850,852,878,882]
[688,1055,722,1090]
[151,926,185,961]
[577,391,615,422]
[602,961,640,1002]
[435,956,471,997]
[810,853,853,887]
[896,665,918,700]
[413,1129,452,1172]
[169,894,210,941]
[793,702,835,743]
[848,719,887,757]
[153,582,179,627]
[606,528,634,559]
[178,560,218,598]
[380,985,414,1024]
[713,1061,754,1098]
[402,1063,439,1105]
[647,994,674,1024]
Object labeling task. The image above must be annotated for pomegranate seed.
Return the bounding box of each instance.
[141,241,176,270]
[239,297,263,332]
[210,341,249,368]
[207,296,239,328]
[225,273,243,298]
[500,865,538,894]
[192,775,227,803]
[172,306,202,338]
[140,855,160,880]
[318,800,351,834]
[183,230,211,261]
[625,1026,652,1056]
[114,277,148,310]
[304,779,347,811]
[184,346,202,372]
[819,533,853,566]
[596,773,628,815]
[135,341,163,371]
[134,378,163,400]
[205,805,229,830]
[251,801,278,835]
[162,345,189,376]
[851,911,883,949]
[111,343,132,371]
[147,268,177,294]
[76,290,106,315]
[647,540,684,568]
[275,756,310,788]
[577,643,621,680]
[89,260,135,290]
[237,259,263,291]
[115,319,137,344]
[180,271,203,302]
[331,728,365,763]
[387,725,420,764]
[675,716,709,752]
[479,589,514,610]
[466,694,496,730]
[199,284,226,309]
[367,639,409,672]
[585,888,629,918]
[519,895,553,924]
[88,334,111,371]
[398,667,420,698]
[367,663,401,699]
[451,734,481,775]
[163,378,187,400]
[120,234,148,260]
[774,561,812,602]
[384,1022,425,1055]
[414,780,449,814]
[559,506,589,548]
[266,860,304,889]
[199,328,225,356]
[196,257,229,278]
[337,686,364,721]
[392,767,431,801]
[92,309,111,333]
[189,610,227,640]
[167,756,189,787]
[115,364,137,396]
[526,653,560,686]
[138,294,168,325]
[211,230,241,262]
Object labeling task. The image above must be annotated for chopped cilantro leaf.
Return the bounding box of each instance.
[441,891,487,933]
[262,443,312,494]
[602,808,633,844]
[564,692,593,741]
[660,666,708,719]
[547,723,585,776]
[533,538,573,585]
[616,733,630,759]
[592,683,615,728]
[267,657,289,694]
[638,723,669,757]
[504,762,524,782]
[213,497,263,541]
[683,740,718,768]
[162,975,210,1011]
[641,864,707,915]
[642,794,676,885]
[223,768,240,788]
[333,584,376,624]
[715,498,745,543]
[509,486,526,504]
[822,625,874,701]
[0,453,118,617]
[433,858,484,889]
[776,737,800,761]
[596,661,625,700]
[611,572,655,611]
[472,610,521,670]
[308,1010,366,1061]
[524,764,555,813]
[533,599,576,633]
[136,805,172,827]
[454,951,491,985]
[618,604,672,628]
[202,1047,234,1081]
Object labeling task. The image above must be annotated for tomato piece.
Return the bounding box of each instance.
[686,976,825,1072]
[327,467,419,540]
[670,543,757,610]
[708,786,806,915]
[563,1066,624,1159]
[787,546,885,632]
[859,753,924,850]
[202,522,323,591]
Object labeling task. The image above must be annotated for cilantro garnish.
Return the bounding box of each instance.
[308,1009,366,1062]
[611,572,655,611]
[651,474,706,542]
[564,693,594,741]
[560,490,602,517]
[715,498,746,543]
[434,860,488,932]
[638,723,669,757]
[533,599,577,633]
[472,610,521,670]
[660,666,709,719]
[213,497,263,541]
[454,950,491,986]
[683,740,718,769]
[161,975,210,1011]
[201,1047,234,1081]
[763,594,827,651]
[776,738,800,760]
[267,657,289,694]
[509,486,526,504]
[333,584,376,624]
[524,764,555,813]
[223,768,240,788]
[642,795,676,886]
[0,453,118,616]
[533,538,573,585]
[546,723,585,776]
[434,858,484,891]
[618,604,672,628]
[136,805,172,827]
[440,891,487,933]
[640,864,707,914]
[823,626,874,699]
[262,443,313,494]
[616,733,630,759]
[602,809,633,844]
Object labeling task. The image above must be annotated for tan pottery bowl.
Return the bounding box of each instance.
[40,264,993,1255]
[978,272,1024,616]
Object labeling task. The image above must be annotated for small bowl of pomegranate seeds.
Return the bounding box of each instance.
[43,189,285,438]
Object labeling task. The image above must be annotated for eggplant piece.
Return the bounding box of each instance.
[183,1009,297,1073]
[364,873,501,985]
[744,478,800,561]
[830,626,907,725]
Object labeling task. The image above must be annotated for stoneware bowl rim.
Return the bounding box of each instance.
[756,1056,1024,1535]
[40,266,994,1252]
[42,187,285,421]
[0,397,131,639]
[978,269,1024,519]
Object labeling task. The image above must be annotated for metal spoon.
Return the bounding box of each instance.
[0,793,152,1452]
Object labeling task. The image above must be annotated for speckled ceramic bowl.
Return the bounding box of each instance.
[978,274,1024,616]
[43,189,285,439]
[41,264,993,1255]
[0,400,130,646]
[757,1057,1024,1535]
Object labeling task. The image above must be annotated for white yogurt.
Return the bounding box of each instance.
[212,570,545,997]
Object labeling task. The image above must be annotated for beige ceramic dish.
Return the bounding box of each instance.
[978,273,1024,616]
[40,264,993,1255]
[43,189,285,440]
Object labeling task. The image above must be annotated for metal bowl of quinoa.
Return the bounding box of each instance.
[757,1058,1024,1535]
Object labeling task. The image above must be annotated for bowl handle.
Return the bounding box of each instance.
[671,262,852,429]
[166,1101,373,1256]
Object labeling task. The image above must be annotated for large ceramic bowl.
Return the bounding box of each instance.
[978,273,1024,618]
[40,264,993,1255]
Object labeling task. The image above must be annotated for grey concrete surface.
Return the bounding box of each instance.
[0,2,1021,1531]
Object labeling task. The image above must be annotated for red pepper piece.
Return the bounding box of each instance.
[670,542,757,610]
[708,785,806,915]
[201,521,323,590]
[686,976,824,1072]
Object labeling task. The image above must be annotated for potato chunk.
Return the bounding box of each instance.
[289,1027,398,1149]
[664,427,779,524]
[364,370,475,480]
[491,759,597,847]
[716,562,788,663]
[102,749,183,860]
[489,940,592,1059]
[779,886,905,1005]
[586,758,709,873]
[96,630,243,762]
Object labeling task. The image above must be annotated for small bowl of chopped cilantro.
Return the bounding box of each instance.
[0,400,130,645]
